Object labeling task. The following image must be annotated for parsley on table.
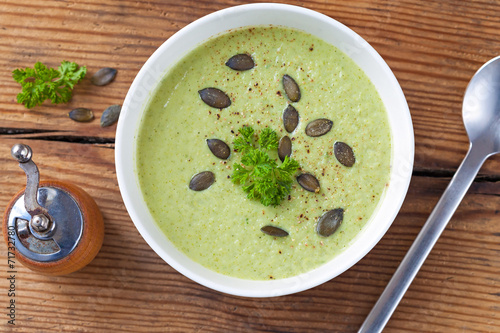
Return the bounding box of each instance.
[232,126,300,207]
[12,61,87,108]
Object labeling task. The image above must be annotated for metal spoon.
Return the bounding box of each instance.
[359,55,500,333]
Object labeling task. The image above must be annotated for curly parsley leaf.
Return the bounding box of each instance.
[231,126,300,207]
[232,163,252,184]
[12,61,87,108]
[258,127,279,150]
[233,126,253,153]
[277,156,300,179]
[239,125,254,141]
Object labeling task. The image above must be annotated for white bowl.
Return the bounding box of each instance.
[115,3,414,297]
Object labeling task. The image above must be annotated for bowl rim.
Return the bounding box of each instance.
[115,3,414,297]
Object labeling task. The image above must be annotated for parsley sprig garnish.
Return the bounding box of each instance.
[12,61,87,108]
[232,126,300,207]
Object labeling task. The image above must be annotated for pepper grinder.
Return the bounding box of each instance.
[2,144,104,275]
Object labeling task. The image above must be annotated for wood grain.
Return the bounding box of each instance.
[1,0,499,332]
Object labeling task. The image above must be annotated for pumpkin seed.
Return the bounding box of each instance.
[225,54,255,71]
[278,135,292,162]
[283,104,299,133]
[100,104,121,127]
[207,139,230,159]
[91,67,117,86]
[305,118,333,137]
[334,142,356,167]
[198,88,231,109]
[282,74,301,102]
[261,226,289,237]
[189,171,215,191]
[69,108,93,122]
[316,208,344,237]
[297,173,320,193]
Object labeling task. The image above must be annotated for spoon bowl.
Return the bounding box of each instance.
[463,56,500,153]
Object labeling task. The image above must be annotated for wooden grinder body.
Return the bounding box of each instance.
[3,180,104,275]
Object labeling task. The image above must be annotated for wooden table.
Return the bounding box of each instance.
[1,1,499,332]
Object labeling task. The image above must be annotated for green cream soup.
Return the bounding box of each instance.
[136,26,391,280]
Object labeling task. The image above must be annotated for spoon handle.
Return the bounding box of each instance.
[359,143,488,333]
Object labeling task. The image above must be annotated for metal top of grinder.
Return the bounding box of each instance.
[7,144,83,262]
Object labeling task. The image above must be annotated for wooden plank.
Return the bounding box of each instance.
[0,0,500,174]
[1,140,499,331]
[0,0,499,332]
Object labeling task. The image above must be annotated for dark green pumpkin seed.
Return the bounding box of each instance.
[189,171,215,191]
[282,74,301,102]
[225,54,255,71]
[316,208,344,237]
[305,118,333,137]
[100,104,121,127]
[334,142,356,167]
[91,67,117,86]
[69,108,93,122]
[207,139,230,159]
[278,135,292,162]
[261,226,289,237]
[297,173,320,193]
[198,88,231,109]
[283,104,299,133]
